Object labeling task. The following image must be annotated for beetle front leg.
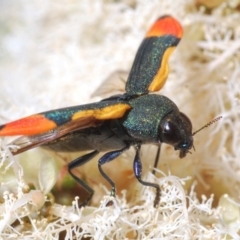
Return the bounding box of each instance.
[98,146,129,200]
[152,144,161,175]
[133,145,161,207]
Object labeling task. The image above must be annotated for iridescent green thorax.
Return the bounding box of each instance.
[122,94,178,142]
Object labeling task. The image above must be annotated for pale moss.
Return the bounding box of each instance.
[1,0,240,239]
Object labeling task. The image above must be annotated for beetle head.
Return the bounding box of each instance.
[158,111,193,158]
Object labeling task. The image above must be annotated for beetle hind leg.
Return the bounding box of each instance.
[68,150,99,207]
[133,145,161,207]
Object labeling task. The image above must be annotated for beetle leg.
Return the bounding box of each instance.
[152,144,161,175]
[98,146,129,201]
[68,150,99,206]
[133,145,161,207]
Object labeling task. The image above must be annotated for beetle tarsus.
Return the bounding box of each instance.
[110,187,116,197]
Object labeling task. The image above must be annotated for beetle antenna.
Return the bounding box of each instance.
[192,116,222,136]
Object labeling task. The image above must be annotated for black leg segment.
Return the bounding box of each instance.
[152,144,161,175]
[68,150,99,206]
[133,145,161,207]
[98,146,129,198]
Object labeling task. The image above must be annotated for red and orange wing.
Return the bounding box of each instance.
[0,100,131,154]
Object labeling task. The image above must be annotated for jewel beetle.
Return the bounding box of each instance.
[0,15,194,207]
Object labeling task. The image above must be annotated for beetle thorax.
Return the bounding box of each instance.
[122,94,179,143]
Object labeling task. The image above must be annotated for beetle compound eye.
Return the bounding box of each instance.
[160,119,181,145]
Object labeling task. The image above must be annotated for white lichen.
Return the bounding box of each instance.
[1,0,240,239]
